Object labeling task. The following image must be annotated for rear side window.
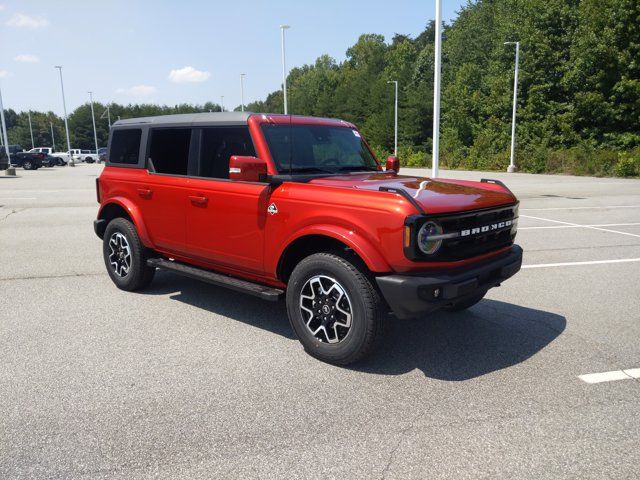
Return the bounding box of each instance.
[110,129,141,164]
[198,127,255,179]
[148,128,192,176]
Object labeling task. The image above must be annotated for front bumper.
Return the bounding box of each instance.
[376,245,523,319]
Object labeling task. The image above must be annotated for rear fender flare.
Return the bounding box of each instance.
[98,197,154,248]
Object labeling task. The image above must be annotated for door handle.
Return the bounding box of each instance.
[137,188,153,199]
[189,195,208,206]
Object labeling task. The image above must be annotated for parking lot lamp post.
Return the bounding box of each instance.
[504,41,520,173]
[88,91,99,159]
[240,73,246,112]
[55,66,74,167]
[50,122,56,151]
[387,80,398,156]
[280,25,290,114]
[0,86,16,175]
[28,111,34,149]
[432,0,442,178]
[220,96,224,112]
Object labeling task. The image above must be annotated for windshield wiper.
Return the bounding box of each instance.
[288,167,335,174]
[335,165,378,172]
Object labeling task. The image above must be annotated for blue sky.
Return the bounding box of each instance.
[0,0,466,115]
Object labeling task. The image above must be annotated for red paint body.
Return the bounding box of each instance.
[97,114,518,288]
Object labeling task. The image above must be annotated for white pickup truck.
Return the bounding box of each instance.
[70,149,99,163]
[28,147,70,166]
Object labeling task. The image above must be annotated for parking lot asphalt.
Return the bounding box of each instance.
[1,164,639,479]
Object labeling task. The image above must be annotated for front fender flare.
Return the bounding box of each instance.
[97,197,155,249]
[274,224,391,274]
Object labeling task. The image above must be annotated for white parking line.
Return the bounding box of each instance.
[521,214,640,239]
[520,222,640,230]
[578,369,640,384]
[521,205,640,211]
[0,197,37,200]
[523,258,640,269]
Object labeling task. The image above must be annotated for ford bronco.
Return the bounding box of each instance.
[94,112,522,365]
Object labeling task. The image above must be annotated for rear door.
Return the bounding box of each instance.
[135,127,193,254]
[185,126,268,274]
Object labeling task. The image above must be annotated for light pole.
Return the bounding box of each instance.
[432,0,442,178]
[240,73,246,112]
[88,91,99,159]
[50,121,56,151]
[504,41,520,173]
[280,24,290,114]
[220,96,224,112]
[387,80,398,156]
[28,111,34,149]
[100,105,111,128]
[0,85,16,175]
[55,66,74,166]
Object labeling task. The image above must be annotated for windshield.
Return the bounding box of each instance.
[261,124,378,174]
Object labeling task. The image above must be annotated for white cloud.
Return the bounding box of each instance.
[0,5,6,12]
[168,66,210,83]
[116,85,157,97]
[6,13,49,29]
[14,54,40,63]
[0,70,9,78]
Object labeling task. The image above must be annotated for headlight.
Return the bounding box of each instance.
[417,221,443,255]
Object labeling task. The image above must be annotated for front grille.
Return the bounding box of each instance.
[437,204,518,261]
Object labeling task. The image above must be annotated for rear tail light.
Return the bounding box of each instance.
[95,178,101,203]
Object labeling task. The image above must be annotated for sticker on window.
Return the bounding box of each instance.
[352,130,361,138]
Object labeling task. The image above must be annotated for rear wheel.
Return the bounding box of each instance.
[23,160,33,170]
[103,218,155,291]
[286,252,385,365]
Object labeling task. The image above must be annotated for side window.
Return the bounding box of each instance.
[198,127,255,179]
[109,129,141,164]
[148,128,192,176]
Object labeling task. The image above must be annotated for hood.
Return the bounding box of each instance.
[308,172,516,214]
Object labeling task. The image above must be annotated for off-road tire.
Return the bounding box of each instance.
[444,290,487,312]
[103,218,155,291]
[286,252,385,365]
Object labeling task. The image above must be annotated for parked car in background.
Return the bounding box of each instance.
[2,145,45,170]
[71,149,99,163]
[98,147,107,163]
[29,147,69,165]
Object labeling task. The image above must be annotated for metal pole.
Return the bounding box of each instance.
[280,25,290,114]
[28,111,34,149]
[220,96,224,112]
[505,41,520,173]
[107,105,111,128]
[88,91,99,160]
[55,66,74,166]
[0,86,16,174]
[50,121,56,151]
[387,80,398,157]
[240,73,246,112]
[432,0,442,178]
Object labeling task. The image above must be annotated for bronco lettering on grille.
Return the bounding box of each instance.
[460,220,513,237]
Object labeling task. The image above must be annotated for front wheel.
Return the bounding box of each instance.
[102,217,155,291]
[286,252,385,365]
[23,161,33,170]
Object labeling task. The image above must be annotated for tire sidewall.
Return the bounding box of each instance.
[286,255,373,363]
[103,218,149,291]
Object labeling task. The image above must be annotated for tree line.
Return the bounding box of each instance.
[2,0,639,176]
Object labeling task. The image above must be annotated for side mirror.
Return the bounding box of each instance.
[229,155,267,182]
[386,156,400,172]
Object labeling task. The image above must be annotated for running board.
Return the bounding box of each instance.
[147,258,284,301]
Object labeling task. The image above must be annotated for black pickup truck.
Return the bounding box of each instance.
[0,145,45,170]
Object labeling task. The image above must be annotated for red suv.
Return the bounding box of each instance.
[94,112,522,365]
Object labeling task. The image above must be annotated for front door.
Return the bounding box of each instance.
[185,126,268,274]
